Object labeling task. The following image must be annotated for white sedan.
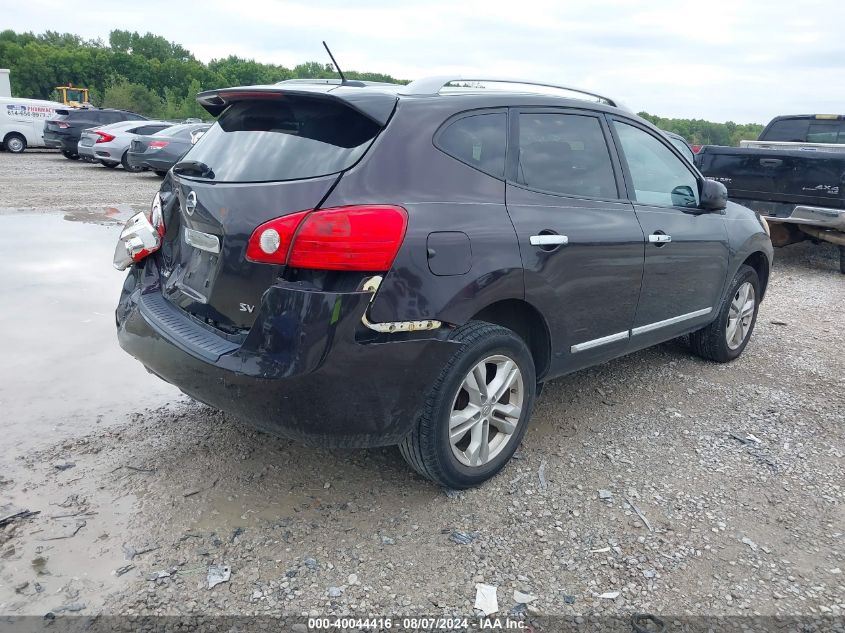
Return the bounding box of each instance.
[78,120,173,171]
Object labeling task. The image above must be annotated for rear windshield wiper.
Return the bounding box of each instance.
[173,160,215,180]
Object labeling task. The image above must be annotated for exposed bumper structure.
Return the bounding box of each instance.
[765,205,845,231]
[116,261,457,448]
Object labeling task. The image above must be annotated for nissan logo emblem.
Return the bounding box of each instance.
[185,191,197,216]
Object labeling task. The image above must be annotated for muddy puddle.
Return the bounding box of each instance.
[0,209,182,460]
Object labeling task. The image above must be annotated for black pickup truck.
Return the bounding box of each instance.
[696,114,845,272]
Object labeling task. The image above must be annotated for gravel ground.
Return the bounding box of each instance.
[0,151,843,628]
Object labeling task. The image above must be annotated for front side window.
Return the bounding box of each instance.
[436,113,507,178]
[516,113,617,199]
[613,121,700,208]
[667,135,695,164]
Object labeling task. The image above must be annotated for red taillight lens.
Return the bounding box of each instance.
[290,206,408,271]
[246,211,310,265]
[692,144,702,154]
[55,121,70,129]
[95,131,115,143]
[245,205,408,271]
[148,140,169,150]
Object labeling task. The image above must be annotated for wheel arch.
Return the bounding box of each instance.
[742,250,770,300]
[3,131,27,151]
[469,298,551,381]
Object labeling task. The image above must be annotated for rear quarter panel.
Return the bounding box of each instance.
[321,99,525,326]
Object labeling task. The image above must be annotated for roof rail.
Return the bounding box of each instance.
[399,76,620,107]
[275,78,399,87]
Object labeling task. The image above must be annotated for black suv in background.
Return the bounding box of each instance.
[115,77,773,489]
[44,108,147,159]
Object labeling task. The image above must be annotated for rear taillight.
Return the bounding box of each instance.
[112,193,166,270]
[55,121,70,129]
[245,211,310,265]
[148,140,169,150]
[95,131,115,143]
[692,144,702,154]
[246,205,408,271]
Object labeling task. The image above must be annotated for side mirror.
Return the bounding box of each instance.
[700,178,728,211]
[671,185,697,208]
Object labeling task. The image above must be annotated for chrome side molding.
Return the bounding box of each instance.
[571,307,713,352]
[631,307,712,336]
[570,330,628,353]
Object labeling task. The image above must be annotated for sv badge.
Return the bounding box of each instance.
[239,303,255,313]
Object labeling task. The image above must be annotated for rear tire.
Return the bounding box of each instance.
[122,150,144,173]
[62,150,79,160]
[399,321,536,489]
[690,265,760,363]
[4,133,26,153]
[154,170,168,178]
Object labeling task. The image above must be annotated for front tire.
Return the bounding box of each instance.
[399,321,536,489]
[690,265,760,363]
[62,150,79,160]
[4,133,26,153]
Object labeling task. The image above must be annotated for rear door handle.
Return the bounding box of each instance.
[530,234,568,246]
[648,234,672,244]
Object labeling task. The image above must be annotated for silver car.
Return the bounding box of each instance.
[78,120,173,171]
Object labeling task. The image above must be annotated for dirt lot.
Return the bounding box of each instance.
[0,151,843,626]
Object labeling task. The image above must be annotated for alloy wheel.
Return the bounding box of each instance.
[726,281,755,350]
[449,354,524,467]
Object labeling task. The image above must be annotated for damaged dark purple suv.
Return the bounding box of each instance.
[115,77,773,488]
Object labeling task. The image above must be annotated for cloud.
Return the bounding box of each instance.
[4,0,844,122]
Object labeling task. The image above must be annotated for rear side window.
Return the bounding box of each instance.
[763,118,810,142]
[436,113,507,178]
[133,124,170,135]
[181,98,381,182]
[516,113,617,199]
[806,121,844,144]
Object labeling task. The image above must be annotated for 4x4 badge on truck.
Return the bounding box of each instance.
[185,191,197,216]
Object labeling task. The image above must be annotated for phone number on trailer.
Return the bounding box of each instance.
[308,617,471,630]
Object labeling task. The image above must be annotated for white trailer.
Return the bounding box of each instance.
[0,69,10,98]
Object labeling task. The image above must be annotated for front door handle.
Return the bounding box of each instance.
[530,234,568,246]
[648,233,672,244]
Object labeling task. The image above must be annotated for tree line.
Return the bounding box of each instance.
[0,30,400,120]
[1,29,764,142]
[637,112,763,146]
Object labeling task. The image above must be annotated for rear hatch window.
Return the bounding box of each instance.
[179,97,382,183]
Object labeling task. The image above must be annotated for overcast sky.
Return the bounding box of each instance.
[6,0,845,122]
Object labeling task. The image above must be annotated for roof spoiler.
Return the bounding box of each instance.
[196,85,398,126]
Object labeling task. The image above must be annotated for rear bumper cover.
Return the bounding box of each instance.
[128,152,170,171]
[116,262,457,448]
[42,131,76,151]
[737,198,845,231]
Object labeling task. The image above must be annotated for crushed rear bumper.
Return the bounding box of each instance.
[116,262,456,448]
[739,199,845,231]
